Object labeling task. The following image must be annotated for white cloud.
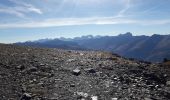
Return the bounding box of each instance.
[27,7,42,14]
[13,6,43,14]
[0,17,169,29]
[0,8,25,17]
[64,0,113,5]
[115,0,131,17]
[0,17,135,29]
[0,0,43,18]
[10,0,43,14]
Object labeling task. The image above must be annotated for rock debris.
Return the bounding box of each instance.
[0,44,170,100]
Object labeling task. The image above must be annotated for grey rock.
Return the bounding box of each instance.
[111,98,118,100]
[29,67,38,72]
[166,81,170,86]
[16,65,25,70]
[91,96,98,100]
[72,68,81,76]
[85,68,96,73]
[144,97,152,100]
[20,93,32,100]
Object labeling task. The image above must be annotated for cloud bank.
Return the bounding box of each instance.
[0,17,170,29]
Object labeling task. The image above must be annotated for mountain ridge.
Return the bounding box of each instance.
[14,33,170,62]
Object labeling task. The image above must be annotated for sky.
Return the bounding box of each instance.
[0,0,170,43]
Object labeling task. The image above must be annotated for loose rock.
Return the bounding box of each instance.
[20,93,32,100]
[72,68,81,76]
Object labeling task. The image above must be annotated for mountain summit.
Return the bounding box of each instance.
[119,32,133,37]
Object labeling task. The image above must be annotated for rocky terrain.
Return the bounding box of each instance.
[0,44,170,100]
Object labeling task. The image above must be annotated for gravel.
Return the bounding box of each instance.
[0,44,170,100]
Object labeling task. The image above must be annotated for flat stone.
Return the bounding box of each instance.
[111,98,118,100]
[91,96,98,100]
[72,68,81,76]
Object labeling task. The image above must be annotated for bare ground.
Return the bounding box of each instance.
[0,44,170,100]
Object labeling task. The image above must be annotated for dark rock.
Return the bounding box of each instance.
[129,69,143,74]
[164,91,170,99]
[20,93,32,100]
[70,83,75,87]
[85,68,96,73]
[144,72,166,84]
[16,65,25,70]
[29,67,38,72]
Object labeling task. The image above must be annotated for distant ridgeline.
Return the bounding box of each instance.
[14,32,170,62]
[163,58,170,62]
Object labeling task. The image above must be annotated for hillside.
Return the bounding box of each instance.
[0,44,170,100]
[14,33,170,62]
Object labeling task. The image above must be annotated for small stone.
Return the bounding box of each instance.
[33,79,37,82]
[85,68,96,73]
[40,63,45,66]
[80,53,84,56]
[77,92,88,98]
[20,93,32,100]
[166,81,170,86]
[91,96,98,100]
[67,59,75,62]
[111,98,118,100]
[70,84,75,87]
[29,80,33,83]
[29,67,37,72]
[21,86,27,93]
[16,65,25,70]
[144,97,152,100]
[38,82,44,86]
[72,68,81,76]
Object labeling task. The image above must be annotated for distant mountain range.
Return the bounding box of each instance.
[15,32,170,62]
[15,39,85,50]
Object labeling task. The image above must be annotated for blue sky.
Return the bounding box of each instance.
[0,0,170,43]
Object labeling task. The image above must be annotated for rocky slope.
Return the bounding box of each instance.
[0,44,170,100]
